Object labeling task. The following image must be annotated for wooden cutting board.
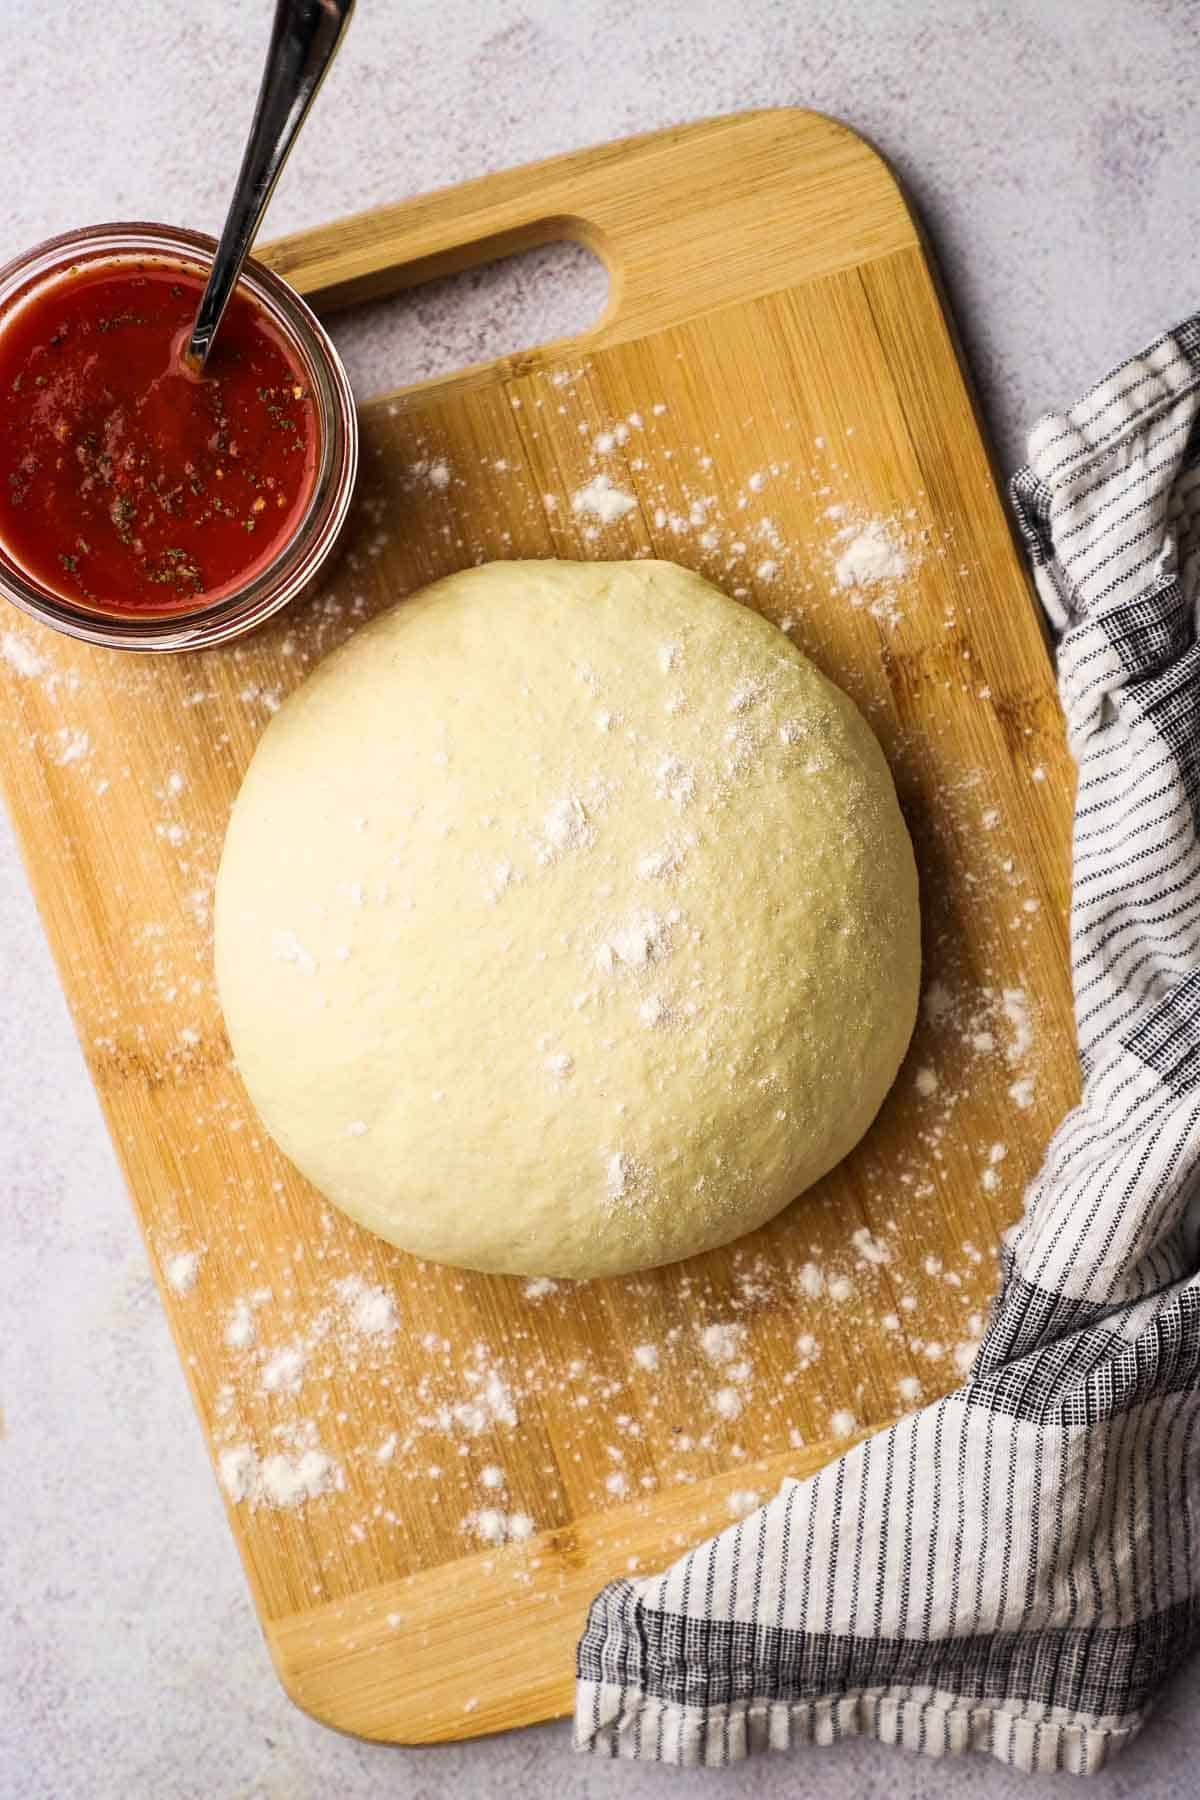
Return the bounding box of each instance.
[0,110,1076,1742]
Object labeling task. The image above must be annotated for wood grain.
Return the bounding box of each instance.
[0,111,1076,1742]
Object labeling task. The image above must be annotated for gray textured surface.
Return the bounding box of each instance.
[2,2,1199,1795]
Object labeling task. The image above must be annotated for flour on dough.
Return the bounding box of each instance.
[214,560,920,1278]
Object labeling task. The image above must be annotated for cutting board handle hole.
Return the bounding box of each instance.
[325,240,609,394]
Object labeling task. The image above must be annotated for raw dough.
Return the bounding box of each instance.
[215,560,919,1278]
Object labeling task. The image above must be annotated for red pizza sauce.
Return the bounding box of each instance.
[0,259,320,616]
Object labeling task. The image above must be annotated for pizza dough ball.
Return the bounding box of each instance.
[215,560,919,1278]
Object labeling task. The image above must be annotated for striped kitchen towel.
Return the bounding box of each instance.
[575,319,1200,1776]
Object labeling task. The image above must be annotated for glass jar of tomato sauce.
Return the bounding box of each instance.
[0,221,357,651]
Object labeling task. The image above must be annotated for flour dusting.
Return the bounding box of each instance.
[463,1508,536,1545]
[655,755,696,810]
[335,1276,400,1339]
[220,1443,341,1509]
[523,1276,559,1299]
[1002,988,1033,1063]
[571,474,636,524]
[260,1345,307,1396]
[834,520,910,590]
[83,362,1026,1550]
[225,1299,256,1349]
[166,1250,201,1295]
[636,841,687,881]
[698,1323,746,1365]
[53,727,90,766]
[606,1151,631,1200]
[538,795,594,862]
[599,911,671,970]
[271,929,318,976]
[1,631,46,677]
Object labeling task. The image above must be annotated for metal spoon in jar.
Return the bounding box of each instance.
[185,0,355,371]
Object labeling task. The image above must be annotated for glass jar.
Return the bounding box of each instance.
[0,221,358,651]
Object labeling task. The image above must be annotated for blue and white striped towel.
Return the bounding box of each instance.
[575,319,1200,1776]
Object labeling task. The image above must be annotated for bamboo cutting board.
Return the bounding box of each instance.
[0,111,1076,1741]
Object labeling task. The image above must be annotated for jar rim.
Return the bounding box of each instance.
[0,221,358,652]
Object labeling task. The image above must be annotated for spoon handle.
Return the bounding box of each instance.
[187,0,355,368]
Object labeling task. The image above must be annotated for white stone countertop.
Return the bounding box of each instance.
[3,3,1199,1795]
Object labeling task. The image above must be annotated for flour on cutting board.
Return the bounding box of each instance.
[219,1441,342,1509]
[334,1275,400,1338]
[1,629,47,678]
[192,1182,1000,1528]
[571,473,637,524]
[4,352,1054,1542]
[834,519,910,589]
[165,1248,203,1295]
